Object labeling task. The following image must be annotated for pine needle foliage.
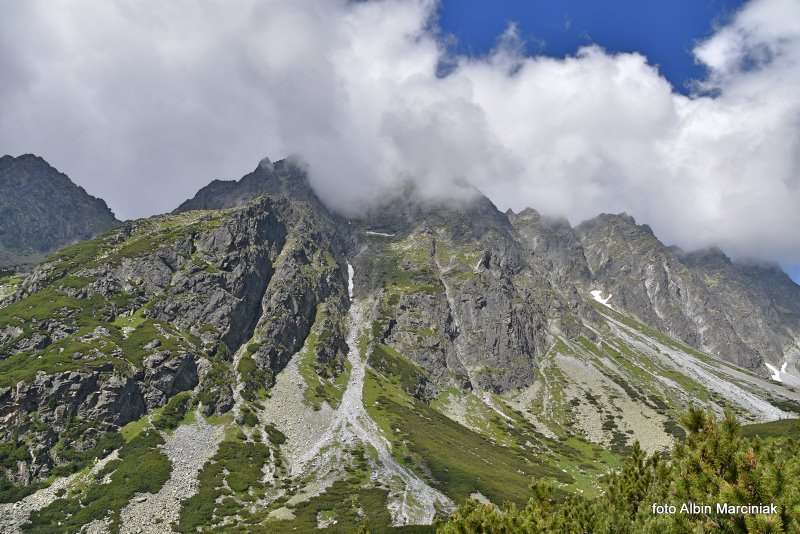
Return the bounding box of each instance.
[439,408,800,533]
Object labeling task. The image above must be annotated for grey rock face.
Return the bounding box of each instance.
[679,248,800,369]
[508,208,591,290]
[140,352,199,409]
[575,213,800,370]
[174,157,318,213]
[353,194,585,395]
[3,156,800,502]
[0,154,119,269]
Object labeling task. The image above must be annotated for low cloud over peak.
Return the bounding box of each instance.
[1,0,799,267]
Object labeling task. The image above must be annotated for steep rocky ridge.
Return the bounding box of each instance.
[0,193,347,507]
[1,159,800,532]
[0,155,119,269]
[576,213,800,375]
[175,157,800,382]
[175,157,319,213]
[679,247,800,378]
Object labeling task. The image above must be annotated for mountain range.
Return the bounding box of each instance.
[0,155,799,533]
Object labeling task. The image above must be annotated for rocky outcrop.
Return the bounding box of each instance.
[679,248,800,371]
[0,182,352,490]
[140,352,199,409]
[174,157,319,212]
[0,154,119,269]
[352,193,585,395]
[575,213,800,371]
[508,208,591,290]
[3,155,800,511]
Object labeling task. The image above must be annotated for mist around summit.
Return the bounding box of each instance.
[2,0,800,268]
[2,1,800,533]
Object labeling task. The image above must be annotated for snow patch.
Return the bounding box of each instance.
[365,231,395,237]
[765,362,786,382]
[347,262,354,300]
[590,290,613,306]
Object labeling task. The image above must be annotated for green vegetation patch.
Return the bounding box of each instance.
[0,349,113,389]
[296,306,349,410]
[238,352,271,403]
[364,368,572,506]
[263,444,396,533]
[0,272,23,300]
[264,423,287,446]
[0,477,47,505]
[198,357,235,414]
[25,430,171,533]
[440,408,800,533]
[364,237,442,296]
[47,418,123,479]
[50,210,228,270]
[117,318,194,367]
[433,240,483,283]
[368,343,427,396]
[269,479,391,533]
[153,391,194,431]
[176,437,271,532]
[741,418,800,440]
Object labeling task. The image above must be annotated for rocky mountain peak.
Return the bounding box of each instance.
[175,156,317,213]
[0,154,119,269]
[576,212,656,240]
[2,154,800,532]
[678,247,733,268]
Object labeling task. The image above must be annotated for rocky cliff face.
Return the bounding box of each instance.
[0,155,119,269]
[1,160,799,532]
[134,161,800,380]
[679,248,800,371]
[349,191,589,395]
[576,213,800,374]
[174,157,318,212]
[0,191,347,497]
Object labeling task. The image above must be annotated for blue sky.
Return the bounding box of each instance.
[439,0,745,92]
[439,0,799,283]
[3,1,799,283]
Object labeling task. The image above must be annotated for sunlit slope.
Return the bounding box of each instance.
[2,189,799,533]
[504,298,799,455]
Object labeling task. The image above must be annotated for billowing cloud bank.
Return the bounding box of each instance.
[1,0,798,264]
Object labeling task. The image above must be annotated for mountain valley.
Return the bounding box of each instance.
[0,156,799,533]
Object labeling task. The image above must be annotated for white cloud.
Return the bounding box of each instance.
[0,0,799,265]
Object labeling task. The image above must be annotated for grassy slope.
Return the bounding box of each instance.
[364,341,619,504]
[741,418,800,440]
[24,431,171,534]
[0,210,227,387]
[296,305,351,411]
